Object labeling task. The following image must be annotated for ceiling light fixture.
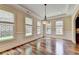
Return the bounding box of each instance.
[42,4,48,25]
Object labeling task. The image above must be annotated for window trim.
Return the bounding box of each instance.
[55,20,63,35]
[0,10,15,41]
[46,22,51,35]
[46,27,51,35]
[25,17,33,36]
[37,21,41,34]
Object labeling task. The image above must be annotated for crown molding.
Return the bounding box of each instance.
[8,4,79,21]
[9,4,41,20]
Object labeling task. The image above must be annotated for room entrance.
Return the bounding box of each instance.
[76,17,79,44]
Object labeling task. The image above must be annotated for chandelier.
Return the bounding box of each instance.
[42,4,48,25]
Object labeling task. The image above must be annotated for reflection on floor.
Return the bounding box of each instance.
[0,37,79,55]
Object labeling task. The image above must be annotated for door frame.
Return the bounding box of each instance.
[72,10,79,44]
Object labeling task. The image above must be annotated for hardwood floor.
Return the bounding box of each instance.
[0,37,79,55]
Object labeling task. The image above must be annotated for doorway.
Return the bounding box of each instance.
[76,17,79,44]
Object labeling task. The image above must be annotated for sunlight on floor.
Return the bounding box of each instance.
[0,36,13,41]
[56,39,64,55]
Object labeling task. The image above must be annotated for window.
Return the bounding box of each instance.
[56,20,63,35]
[37,21,41,34]
[0,10,14,41]
[25,17,32,36]
[46,22,51,34]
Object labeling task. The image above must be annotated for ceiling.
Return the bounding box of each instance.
[19,4,78,19]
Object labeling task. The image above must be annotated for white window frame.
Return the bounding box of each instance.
[25,17,33,36]
[37,21,41,34]
[46,22,51,35]
[56,20,63,35]
[0,10,14,41]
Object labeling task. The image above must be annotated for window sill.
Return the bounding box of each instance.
[0,36,14,42]
[25,35,33,38]
[55,34,64,36]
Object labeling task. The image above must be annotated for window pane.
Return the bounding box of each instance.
[46,22,51,34]
[0,10,14,22]
[37,21,41,26]
[0,10,14,41]
[56,20,63,35]
[37,21,41,34]
[25,17,33,36]
[46,28,51,34]
[25,25,32,36]
[37,27,41,34]
[25,17,32,25]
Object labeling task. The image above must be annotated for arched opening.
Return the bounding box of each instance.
[72,8,79,44]
[76,16,79,44]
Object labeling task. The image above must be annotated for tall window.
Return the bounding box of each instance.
[37,21,41,34]
[46,22,51,34]
[0,10,14,41]
[56,20,63,35]
[25,17,32,36]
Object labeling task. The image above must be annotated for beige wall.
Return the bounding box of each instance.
[0,4,43,52]
[64,16,73,40]
[51,16,73,41]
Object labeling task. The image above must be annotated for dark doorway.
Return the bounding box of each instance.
[76,17,79,44]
